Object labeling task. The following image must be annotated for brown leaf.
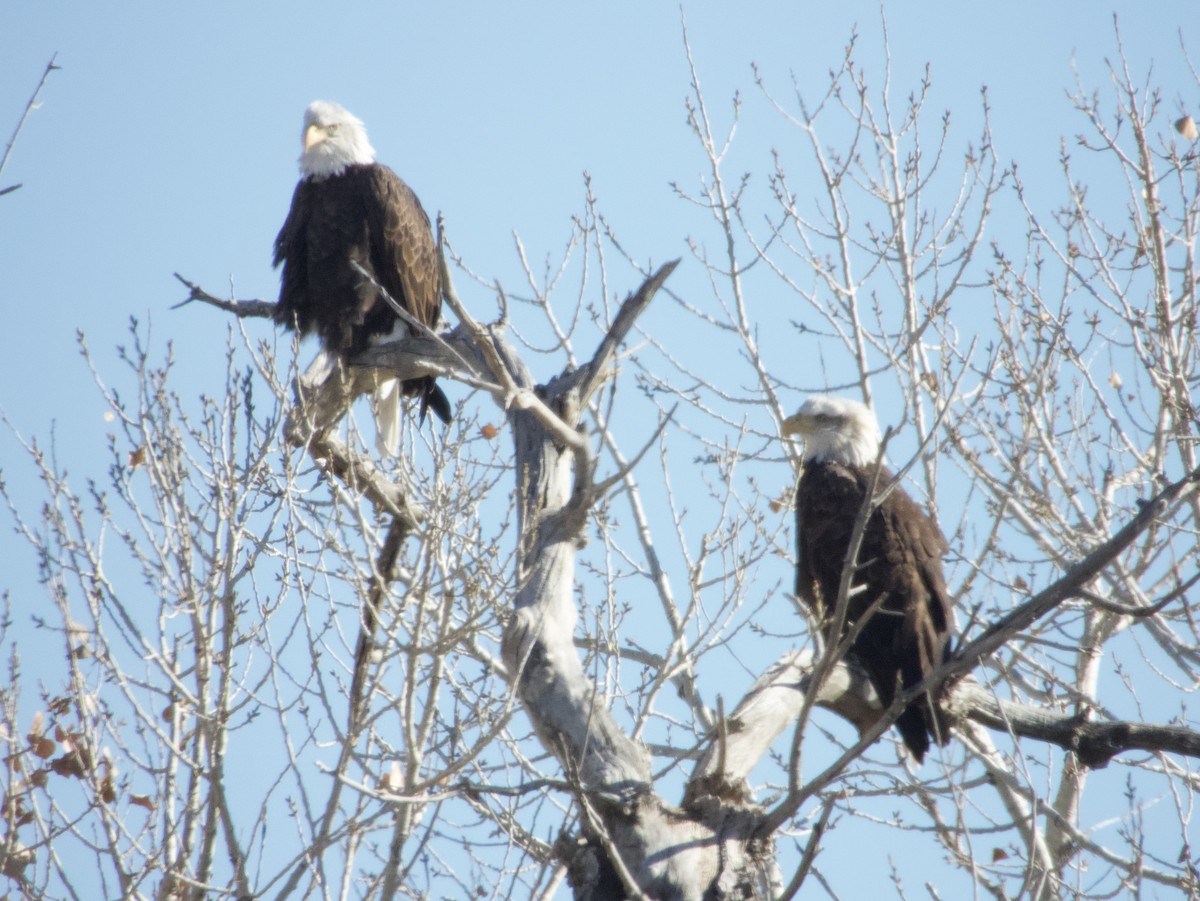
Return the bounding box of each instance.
[47,697,71,717]
[1,841,33,878]
[131,794,157,812]
[128,447,147,469]
[1,797,26,825]
[1176,115,1199,141]
[50,753,86,779]
[480,423,499,440]
[30,737,55,760]
[992,847,1009,862]
[769,489,792,514]
[49,741,92,779]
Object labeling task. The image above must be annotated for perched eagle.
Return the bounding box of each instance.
[783,396,953,762]
[273,100,452,453]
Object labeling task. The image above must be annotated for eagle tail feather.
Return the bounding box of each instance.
[414,378,453,425]
[373,379,402,456]
[896,704,933,764]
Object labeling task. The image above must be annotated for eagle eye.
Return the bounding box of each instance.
[327,123,340,134]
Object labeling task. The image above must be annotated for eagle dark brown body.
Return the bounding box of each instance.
[784,395,954,762]
[274,161,451,424]
[795,458,953,761]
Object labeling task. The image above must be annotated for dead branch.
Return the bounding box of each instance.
[949,465,1200,679]
[948,681,1200,768]
[172,273,276,316]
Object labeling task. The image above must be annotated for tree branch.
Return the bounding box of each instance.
[171,273,275,317]
[948,465,1200,679]
[949,681,1200,768]
[1,54,60,194]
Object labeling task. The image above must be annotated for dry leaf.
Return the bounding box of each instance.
[992,847,1009,862]
[128,447,147,469]
[1,840,33,878]
[30,737,55,760]
[47,696,70,716]
[380,760,403,791]
[50,753,85,778]
[480,423,499,440]
[131,794,157,812]
[1176,115,1199,141]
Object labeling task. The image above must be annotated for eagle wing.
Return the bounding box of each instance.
[867,479,953,759]
[363,166,441,334]
[795,460,868,620]
[797,460,954,761]
[272,180,315,330]
[273,172,379,355]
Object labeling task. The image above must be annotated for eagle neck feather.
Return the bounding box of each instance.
[300,143,376,181]
[802,433,879,468]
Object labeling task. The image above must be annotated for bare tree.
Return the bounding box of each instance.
[3,24,1199,901]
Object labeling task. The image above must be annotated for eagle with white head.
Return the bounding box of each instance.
[273,100,451,453]
[783,395,954,762]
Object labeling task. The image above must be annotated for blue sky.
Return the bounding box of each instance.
[3,2,1198,896]
[4,4,1196,446]
[3,3,1195,444]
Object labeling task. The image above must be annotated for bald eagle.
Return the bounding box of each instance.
[783,396,953,762]
[273,100,452,453]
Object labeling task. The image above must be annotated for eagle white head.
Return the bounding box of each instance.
[782,395,882,467]
[298,100,377,180]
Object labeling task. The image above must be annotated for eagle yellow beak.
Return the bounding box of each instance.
[782,412,810,437]
[303,123,328,152]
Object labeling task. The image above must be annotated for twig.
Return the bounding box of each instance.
[588,405,677,498]
[435,219,587,452]
[171,273,276,316]
[777,794,837,901]
[0,54,60,193]
[348,259,480,377]
[347,516,412,730]
[950,465,1200,675]
[572,259,680,410]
